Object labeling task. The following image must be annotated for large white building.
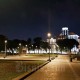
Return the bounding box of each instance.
[47,27,80,53]
[62,27,79,41]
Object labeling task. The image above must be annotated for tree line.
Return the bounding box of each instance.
[0,34,79,54]
[0,35,50,53]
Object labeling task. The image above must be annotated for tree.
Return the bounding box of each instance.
[27,38,32,52]
[33,37,42,53]
[0,35,8,51]
[63,39,79,52]
[7,39,21,54]
[41,41,50,52]
[57,39,79,53]
[21,40,27,46]
[56,39,65,54]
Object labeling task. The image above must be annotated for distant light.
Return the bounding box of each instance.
[19,43,21,46]
[47,32,51,37]
[17,47,19,48]
[26,45,27,47]
[5,40,7,43]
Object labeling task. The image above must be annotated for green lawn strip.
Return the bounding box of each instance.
[0,60,45,80]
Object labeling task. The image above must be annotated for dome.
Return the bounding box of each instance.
[69,32,76,35]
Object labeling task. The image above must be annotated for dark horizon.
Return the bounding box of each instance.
[0,0,80,40]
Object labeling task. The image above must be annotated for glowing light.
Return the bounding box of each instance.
[26,45,27,47]
[5,40,7,43]
[47,32,51,37]
[19,43,21,46]
[62,27,68,30]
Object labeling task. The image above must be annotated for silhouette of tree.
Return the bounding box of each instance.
[27,38,32,52]
[56,39,64,53]
[57,39,79,53]
[41,41,50,52]
[33,37,42,53]
[0,35,8,51]
[63,39,79,52]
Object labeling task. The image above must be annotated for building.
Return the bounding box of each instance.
[47,27,80,53]
[47,38,59,53]
[68,32,79,41]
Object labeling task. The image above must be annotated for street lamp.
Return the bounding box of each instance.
[4,40,7,58]
[32,45,33,49]
[26,45,27,47]
[32,45,33,48]
[19,43,21,46]
[19,43,21,56]
[47,32,51,61]
[25,45,28,54]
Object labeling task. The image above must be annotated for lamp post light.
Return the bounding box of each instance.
[4,40,7,58]
[26,45,27,47]
[19,43,21,46]
[36,46,37,48]
[36,46,37,53]
[32,45,33,47]
[32,45,33,49]
[47,32,51,61]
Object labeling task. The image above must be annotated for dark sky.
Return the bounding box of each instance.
[0,0,80,40]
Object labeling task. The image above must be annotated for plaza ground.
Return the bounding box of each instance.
[24,55,80,80]
[0,53,57,80]
[0,53,57,60]
[0,54,80,80]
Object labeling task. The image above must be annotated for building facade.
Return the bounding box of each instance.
[47,27,80,53]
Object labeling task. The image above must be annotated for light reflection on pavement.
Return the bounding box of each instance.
[25,55,80,80]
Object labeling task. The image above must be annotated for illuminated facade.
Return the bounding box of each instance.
[62,27,69,36]
[47,38,59,53]
[47,27,80,53]
[68,32,79,41]
[61,27,79,41]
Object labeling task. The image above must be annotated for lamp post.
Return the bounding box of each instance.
[47,32,51,61]
[26,45,27,54]
[19,43,21,56]
[32,45,33,49]
[4,40,7,58]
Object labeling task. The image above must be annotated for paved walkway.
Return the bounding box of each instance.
[24,55,80,80]
[0,55,49,61]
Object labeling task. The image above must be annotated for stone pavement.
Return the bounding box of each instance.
[0,55,49,61]
[24,55,80,80]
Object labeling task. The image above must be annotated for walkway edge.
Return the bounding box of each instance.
[12,56,56,80]
[12,61,49,80]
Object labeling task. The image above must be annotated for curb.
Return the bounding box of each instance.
[12,61,49,80]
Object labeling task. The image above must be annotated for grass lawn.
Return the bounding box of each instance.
[0,60,46,80]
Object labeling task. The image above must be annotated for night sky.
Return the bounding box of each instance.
[0,0,80,40]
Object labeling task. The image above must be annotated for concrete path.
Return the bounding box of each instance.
[0,55,49,61]
[24,55,80,80]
